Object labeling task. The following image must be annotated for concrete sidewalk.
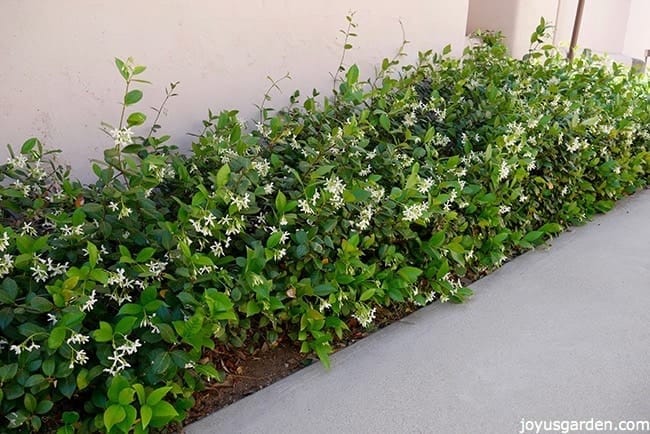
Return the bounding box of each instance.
[186,189,650,434]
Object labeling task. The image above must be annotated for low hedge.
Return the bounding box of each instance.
[0,21,648,432]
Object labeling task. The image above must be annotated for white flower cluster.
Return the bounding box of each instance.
[498,160,510,181]
[396,153,414,168]
[0,232,10,252]
[417,177,435,194]
[231,193,251,212]
[6,154,28,169]
[190,213,217,237]
[432,132,451,147]
[298,199,314,215]
[353,304,377,328]
[324,176,346,210]
[67,332,90,345]
[403,111,416,127]
[368,185,385,203]
[61,224,84,237]
[110,127,134,147]
[106,268,143,305]
[104,337,142,376]
[402,202,428,223]
[354,205,374,231]
[443,189,458,211]
[0,254,14,278]
[20,222,37,236]
[566,137,588,153]
[252,159,270,177]
[81,290,97,312]
[10,341,40,355]
[151,164,175,182]
[140,312,160,334]
[146,260,167,278]
[12,180,32,197]
[30,255,68,283]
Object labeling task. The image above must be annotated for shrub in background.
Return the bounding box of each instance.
[0,20,648,432]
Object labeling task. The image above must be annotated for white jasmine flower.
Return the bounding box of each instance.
[417,177,435,194]
[232,193,251,211]
[110,127,134,147]
[81,290,97,312]
[498,161,510,181]
[67,332,90,345]
[319,299,332,312]
[73,349,89,367]
[324,176,346,196]
[298,199,314,215]
[0,232,10,252]
[499,205,511,215]
[353,305,377,328]
[118,206,132,220]
[273,248,287,261]
[20,223,36,237]
[0,254,14,278]
[252,159,271,177]
[402,202,428,222]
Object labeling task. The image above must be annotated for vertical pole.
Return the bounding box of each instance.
[568,0,585,60]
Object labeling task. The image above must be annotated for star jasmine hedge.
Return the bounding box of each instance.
[0,22,648,432]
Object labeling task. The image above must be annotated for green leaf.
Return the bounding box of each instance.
[35,400,53,415]
[103,404,126,432]
[136,247,156,263]
[21,138,38,154]
[114,316,138,335]
[29,296,53,313]
[429,231,445,248]
[86,241,99,268]
[245,300,261,316]
[118,388,135,405]
[76,369,89,390]
[25,374,45,388]
[115,58,129,80]
[314,283,335,296]
[93,321,113,342]
[346,64,359,84]
[523,230,544,243]
[379,113,390,131]
[397,266,422,284]
[48,327,67,349]
[0,363,18,381]
[140,405,153,429]
[146,386,172,406]
[124,89,143,106]
[266,232,282,249]
[539,222,562,233]
[275,191,287,213]
[149,401,178,428]
[24,393,37,412]
[359,287,376,301]
[127,112,147,127]
[216,164,230,187]
[42,359,55,376]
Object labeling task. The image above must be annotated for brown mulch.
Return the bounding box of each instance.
[182,302,420,428]
[178,271,487,429]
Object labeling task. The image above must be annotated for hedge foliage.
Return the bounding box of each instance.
[0,21,648,432]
